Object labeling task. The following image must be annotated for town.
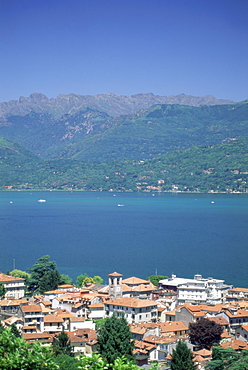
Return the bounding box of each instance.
[1,269,248,369]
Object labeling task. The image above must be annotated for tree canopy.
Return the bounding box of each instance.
[206,345,248,370]
[171,341,196,370]
[189,318,223,350]
[27,255,61,294]
[97,315,135,364]
[0,282,6,299]
[53,330,73,357]
[0,328,57,370]
[147,275,168,286]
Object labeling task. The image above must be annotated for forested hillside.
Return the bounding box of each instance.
[1,138,247,193]
[0,100,247,161]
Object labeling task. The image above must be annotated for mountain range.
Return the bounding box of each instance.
[0,92,247,192]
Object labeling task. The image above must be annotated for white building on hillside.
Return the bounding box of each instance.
[104,297,158,324]
[159,274,232,305]
[0,273,25,299]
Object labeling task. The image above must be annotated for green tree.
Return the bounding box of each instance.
[78,353,107,370]
[0,327,57,369]
[76,273,88,287]
[60,274,73,285]
[10,323,21,338]
[206,346,248,370]
[97,315,135,364]
[54,354,79,370]
[27,255,61,294]
[171,341,196,370]
[95,318,107,330]
[39,269,61,294]
[83,277,95,285]
[0,282,6,299]
[189,318,223,350]
[147,275,168,286]
[53,330,73,357]
[93,276,104,284]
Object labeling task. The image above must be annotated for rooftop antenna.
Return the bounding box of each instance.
[13,258,15,270]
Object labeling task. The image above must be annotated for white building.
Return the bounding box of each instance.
[159,274,231,305]
[0,273,25,299]
[104,297,158,324]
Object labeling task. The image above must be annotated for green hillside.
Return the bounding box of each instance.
[1,137,247,193]
[0,101,247,162]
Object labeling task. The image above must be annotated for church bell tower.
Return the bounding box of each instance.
[108,272,123,299]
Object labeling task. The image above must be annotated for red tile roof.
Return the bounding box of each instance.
[0,273,25,282]
[21,305,42,313]
[106,297,157,308]
[108,272,123,277]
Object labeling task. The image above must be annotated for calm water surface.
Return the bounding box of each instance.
[0,191,247,287]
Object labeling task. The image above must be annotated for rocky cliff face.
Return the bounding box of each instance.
[0,92,234,122]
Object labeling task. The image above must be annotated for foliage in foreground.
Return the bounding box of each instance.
[53,330,73,357]
[205,345,248,370]
[0,328,57,370]
[0,325,160,370]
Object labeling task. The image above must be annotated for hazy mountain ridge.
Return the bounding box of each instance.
[0,92,234,122]
[0,100,246,162]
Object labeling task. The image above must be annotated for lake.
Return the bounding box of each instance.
[0,191,247,287]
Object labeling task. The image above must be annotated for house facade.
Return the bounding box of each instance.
[104,297,158,324]
[159,274,231,305]
[0,273,25,299]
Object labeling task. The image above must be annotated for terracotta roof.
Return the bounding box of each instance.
[207,316,229,326]
[44,314,64,323]
[0,298,27,307]
[44,290,66,294]
[160,321,188,333]
[22,332,53,342]
[229,287,248,293]
[194,349,212,358]
[69,317,86,322]
[122,277,150,285]
[225,309,248,318]
[144,335,177,345]
[221,330,231,338]
[194,355,206,363]
[165,310,176,316]
[105,297,157,308]
[133,283,156,292]
[3,316,23,325]
[0,273,25,282]
[134,340,156,353]
[108,272,123,277]
[54,309,74,319]
[221,339,248,351]
[130,325,147,335]
[21,305,42,313]
[89,303,104,308]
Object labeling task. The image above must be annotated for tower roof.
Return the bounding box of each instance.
[108,272,123,277]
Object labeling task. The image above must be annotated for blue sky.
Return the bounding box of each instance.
[0,0,247,102]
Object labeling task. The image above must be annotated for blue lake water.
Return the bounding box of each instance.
[0,191,247,287]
